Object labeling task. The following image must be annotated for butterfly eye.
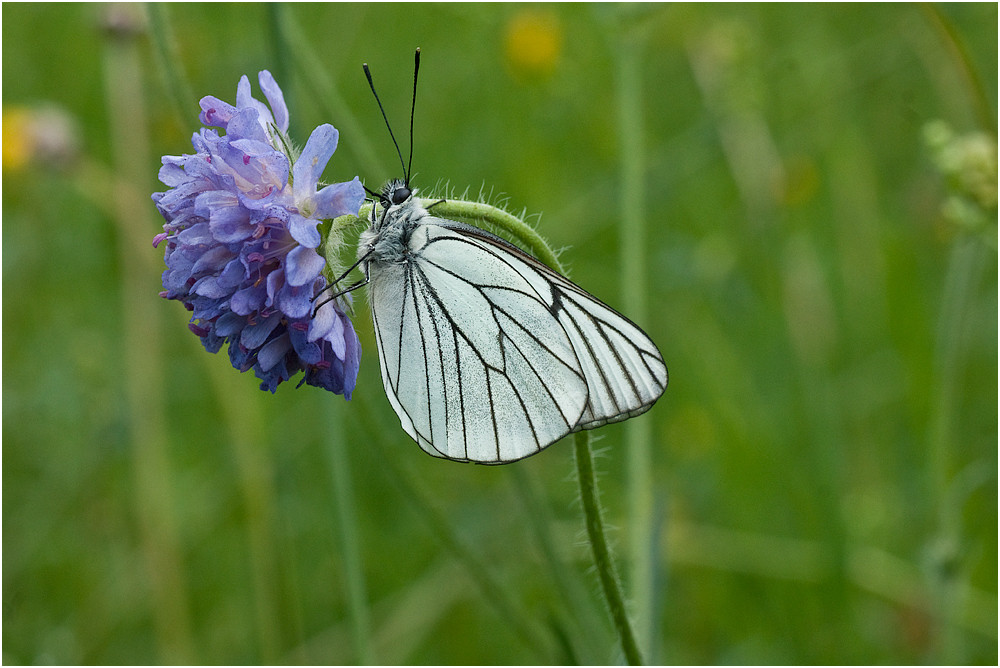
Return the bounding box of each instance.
[391,186,411,205]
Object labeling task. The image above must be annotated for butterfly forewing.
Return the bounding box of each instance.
[368,223,591,463]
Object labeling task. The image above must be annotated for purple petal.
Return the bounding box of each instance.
[161,265,190,294]
[199,96,237,129]
[341,318,362,397]
[195,189,237,217]
[316,309,346,359]
[305,363,340,394]
[241,313,282,349]
[285,246,326,286]
[191,245,236,275]
[256,364,287,393]
[157,161,188,187]
[225,107,269,144]
[276,283,312,319]
[198,324,225,353]
[252,205,290,228]
[257,333,291,371]
[218,258,247,288]
[215,311,247,337]
[265,266,284,306]
[235,75,253,111]
[307,302,336,342]
[288,213,321,248]
[328,312,347,359]
[192,275,230,299]
[288,324,322,364]
[231,283,267,315]
[292,124,338,199]
[228,137,281,159]
[236,73,279,140]
[177,222,214,246]
[191,295,226,321]
[156,167,186,189]
[207,200,253,243]
[258,71,288,133]
[313,177,365,219]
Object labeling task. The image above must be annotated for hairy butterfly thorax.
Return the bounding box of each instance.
[358,179,428,266]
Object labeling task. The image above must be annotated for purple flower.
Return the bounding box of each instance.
[153,71,365,395]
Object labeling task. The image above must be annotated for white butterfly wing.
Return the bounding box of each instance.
[367,222,590,463]
[450,224,668,431]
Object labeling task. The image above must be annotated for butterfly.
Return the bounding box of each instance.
[326,49,667,464]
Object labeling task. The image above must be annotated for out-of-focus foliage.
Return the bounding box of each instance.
[3,3,996,664]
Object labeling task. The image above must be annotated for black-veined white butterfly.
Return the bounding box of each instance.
[326,49,667,464]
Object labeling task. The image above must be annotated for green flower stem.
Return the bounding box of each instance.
[419,199,564,270]
[574,432,645,666]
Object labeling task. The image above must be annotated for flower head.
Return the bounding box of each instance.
[153,71,365,395]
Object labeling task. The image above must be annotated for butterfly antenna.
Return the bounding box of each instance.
[363,61,407,182]
[407,47,421,184]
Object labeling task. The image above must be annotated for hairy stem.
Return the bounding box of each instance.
[574,432,645,665]
[420,198,563,270]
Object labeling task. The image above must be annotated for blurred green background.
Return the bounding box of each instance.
[3,2,997,665]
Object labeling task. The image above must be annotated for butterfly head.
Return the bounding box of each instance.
[382,178,412,207]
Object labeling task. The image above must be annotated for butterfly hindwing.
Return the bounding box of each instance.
[441,221,668,432]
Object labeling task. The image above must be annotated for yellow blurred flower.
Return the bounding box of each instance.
[3,104,80,171]
[504,9,562,78]
[2,106,32,171]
